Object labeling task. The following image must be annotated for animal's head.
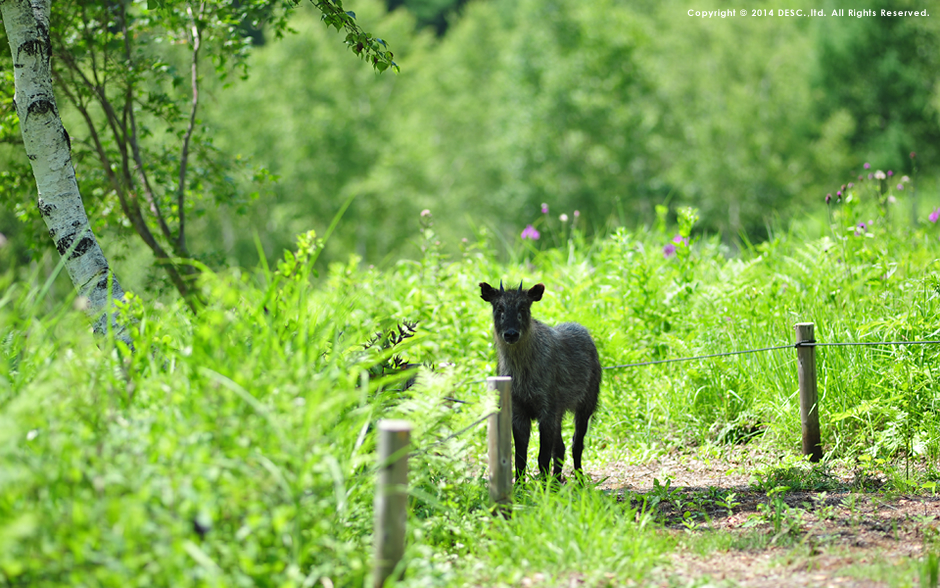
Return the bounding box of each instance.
[479,280,545,345]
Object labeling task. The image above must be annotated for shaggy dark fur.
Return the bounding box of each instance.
[480,281,602,480]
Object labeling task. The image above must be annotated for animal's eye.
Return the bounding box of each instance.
[517,312,522,321]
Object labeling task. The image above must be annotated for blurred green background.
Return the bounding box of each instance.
[1,0,938,294]
[2,4,940,584]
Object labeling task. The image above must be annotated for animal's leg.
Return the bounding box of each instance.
[572,408,592,472]
[537,417,560,478]
[552,416,566,477]
[512,417,531,482]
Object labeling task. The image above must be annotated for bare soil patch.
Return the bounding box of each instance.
[590,446,940,587]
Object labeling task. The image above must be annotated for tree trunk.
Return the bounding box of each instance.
[2,0,129,342]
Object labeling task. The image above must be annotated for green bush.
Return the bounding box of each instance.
[4,202,940,585]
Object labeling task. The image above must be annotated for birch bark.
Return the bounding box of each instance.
[1,0,128,341]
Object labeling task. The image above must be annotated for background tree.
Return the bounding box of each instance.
[208,0,856,261]
[1,0,129,338]
[813,4,940,171]
[0,0,396,311]
[4,0,937,277]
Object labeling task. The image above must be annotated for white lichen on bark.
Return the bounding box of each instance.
[2,0,129,341]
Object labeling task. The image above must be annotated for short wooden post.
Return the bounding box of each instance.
[373,419,411,588]
[795,323,823,462]
[487,376,513,514]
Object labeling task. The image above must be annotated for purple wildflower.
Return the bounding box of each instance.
[868,173,874,180]
[672,234,688,246]
[837,191,842,199]
[663,243,677,258]
[521,224,541,240]
[897,183,904,191]
[855,221,867,236]
[848,182,854,189]
[826,193,832,204]
[864,162,871,170]
[888,170,894,177]
[573,210,580,218]
[930,208,940,223]
[541,203,549,214]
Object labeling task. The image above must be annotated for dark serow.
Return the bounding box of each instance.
[479,280,602,481]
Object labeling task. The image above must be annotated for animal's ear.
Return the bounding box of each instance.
[480,282,500,303]
[528,283,545,302]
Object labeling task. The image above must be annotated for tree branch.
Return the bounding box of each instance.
[118,2,177,249]
[54,45,134,195]
[53,69,122,194]
[55,71,188,296]
[78,3,102,92]
[53,40,198,312]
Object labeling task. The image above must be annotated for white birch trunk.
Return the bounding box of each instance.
[2,0,129,341]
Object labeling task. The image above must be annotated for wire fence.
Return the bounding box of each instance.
[459,337,940,382]
[405,336,940,457]
[371,330,940,581]
[412,410,499,457]
[602,338,940,370]
[600,343,796,370]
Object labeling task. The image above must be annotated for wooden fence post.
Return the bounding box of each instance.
[374,419,411,588]
[795,322,823,462]
[487,376,513,514]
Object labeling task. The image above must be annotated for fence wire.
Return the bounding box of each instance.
[456,338,940,387]
[601,343,796,370]
[369,335,940,562]
[412,410,498,456]
[413,337,940,451]
[808,340,940,349]
[602,338,940,371]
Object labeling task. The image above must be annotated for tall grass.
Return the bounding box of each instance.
[2,203,940,585]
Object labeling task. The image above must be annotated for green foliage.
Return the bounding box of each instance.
[923,551,939,588]
[6,201,940,583]
[749,458,840,493]
[642,1,819,238]
[3,0,938,281]
[200,0,421,268]
[312,0,399,72]
[0,0,396,302]
[387,0,466,35]
[813,0,940,170]
[460,483,673,586]
[196,0,940,269]
[743,485,805,541]
[0,239,488,586]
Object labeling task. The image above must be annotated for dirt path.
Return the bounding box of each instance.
[591,447,939,587]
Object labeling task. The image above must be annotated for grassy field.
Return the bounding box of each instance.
[3,197,940,587]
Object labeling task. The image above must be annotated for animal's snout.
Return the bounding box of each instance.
[502,329,520,344]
